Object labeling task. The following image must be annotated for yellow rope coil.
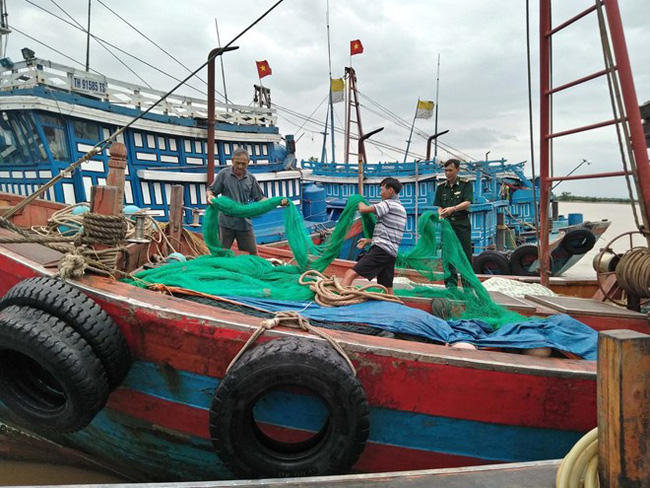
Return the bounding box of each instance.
[298,270,402,307]
[556,427,599,488]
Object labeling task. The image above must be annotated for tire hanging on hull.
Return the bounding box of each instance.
[0,305,109,432]
[209,336,369,479]
[0,277,131,390]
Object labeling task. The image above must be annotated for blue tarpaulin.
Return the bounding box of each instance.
[227,297,598,360]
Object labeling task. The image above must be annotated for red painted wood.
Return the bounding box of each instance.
[83,276,597,432]
[108,389,490,474]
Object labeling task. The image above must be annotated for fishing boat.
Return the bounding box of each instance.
[0,0,648,483]
[300,69,610,277]
[0,2,330,246]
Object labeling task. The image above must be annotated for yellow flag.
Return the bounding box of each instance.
[416,100,435,119]
[331,78,345,104]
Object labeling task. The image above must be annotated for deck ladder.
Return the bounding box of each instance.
[538,0,650,285]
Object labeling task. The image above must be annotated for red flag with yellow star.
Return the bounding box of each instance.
[350,39,364,56]
[256,60,272,79]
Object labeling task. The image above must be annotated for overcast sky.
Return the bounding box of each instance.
[5,0,649,197]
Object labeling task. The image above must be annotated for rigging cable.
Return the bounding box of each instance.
[4,0,288,222]
[24,0,207,97]
[48,0,152,88]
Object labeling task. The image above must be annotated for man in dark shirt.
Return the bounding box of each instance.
[206,148,285,255]
[434,159,473,285]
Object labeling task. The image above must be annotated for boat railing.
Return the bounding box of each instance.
[300,159,442,177]
[0,58,277,127]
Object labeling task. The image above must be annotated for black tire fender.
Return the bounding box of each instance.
[209,337,370,479]
[0,305,109,432]
[509,244,540,276]
[561,227,597,255]
[472,250,511,275]
[0,277,130,390]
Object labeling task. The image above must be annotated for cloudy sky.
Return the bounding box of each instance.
[4,0,649,197]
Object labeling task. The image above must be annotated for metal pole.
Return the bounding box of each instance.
[85,0,91,71]
[326,0,336,162]
[433,53,441,159]
[603,0,650,242]
[358,127,384,195]
[403,99,419,163]
[539,0,552,287]
[207,46,239,185]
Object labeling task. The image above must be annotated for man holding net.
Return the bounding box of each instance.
[206,147,286,255]
[434,159,473,287]
[341,178,407,295]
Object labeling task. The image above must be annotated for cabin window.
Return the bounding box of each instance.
[0,111,47,164]
[74,120,99,141]
[43,126,69,161]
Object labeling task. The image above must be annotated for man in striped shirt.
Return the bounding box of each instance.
[341,178,407,295]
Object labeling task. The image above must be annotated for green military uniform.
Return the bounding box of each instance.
[434,178,473,263]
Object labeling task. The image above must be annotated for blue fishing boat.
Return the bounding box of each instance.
[0,20,326,244]
[300,67,610,276]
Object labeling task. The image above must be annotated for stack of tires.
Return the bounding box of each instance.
[0,277,130,432]
[472,227,597,277]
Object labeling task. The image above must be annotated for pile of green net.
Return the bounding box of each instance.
[128,195,525,330]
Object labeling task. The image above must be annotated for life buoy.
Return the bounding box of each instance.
[209,337,369,479]
[510,244,540,276]
[0,305,109,432]
[472,250,511,275]
[0,277,130,390]
[560,227,597,255]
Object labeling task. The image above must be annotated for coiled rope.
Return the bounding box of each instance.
[225,311,356,376]
[298,270,402,307]
[556,427,599,488]
[615,247,650,298]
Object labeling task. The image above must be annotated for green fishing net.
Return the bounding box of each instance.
[128,195,525,329]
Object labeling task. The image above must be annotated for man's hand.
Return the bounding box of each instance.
[439,206,455,218]
[206,190,215,205]
[279,198,289,207]
[356,238,372,249]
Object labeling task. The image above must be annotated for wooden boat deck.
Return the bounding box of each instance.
[14,460,559,487]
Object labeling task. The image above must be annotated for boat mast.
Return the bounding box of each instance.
[0,0,11,59]
[85,0,91,71]
[325,0,335,162]
[433,53,441,160]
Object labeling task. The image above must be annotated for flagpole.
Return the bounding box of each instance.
[403,98,419,163]
[326,0,336,162]
[433,53,441,160]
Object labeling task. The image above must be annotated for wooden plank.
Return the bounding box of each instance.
[106,143,127,210]
[488,291,539,313]
[524,294,647,319]
[19,460,559,488]
[598,330,650,487]
[167,185,184,248]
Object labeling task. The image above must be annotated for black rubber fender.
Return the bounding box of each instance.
[209,336,369,479]
[509,244,541,276]
[472,250,511,275]
[560,227,597,255]
[0,305,109,432]
[0,277,130,390]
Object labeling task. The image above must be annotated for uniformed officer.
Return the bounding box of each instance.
[434,159,473,285]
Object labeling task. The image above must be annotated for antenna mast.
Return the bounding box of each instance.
[0,0,11,59]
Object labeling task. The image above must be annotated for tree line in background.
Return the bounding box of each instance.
[556,191,631,203]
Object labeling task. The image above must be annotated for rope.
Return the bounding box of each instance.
[298,270,402,307]
[615,247,650,298]
[225,311,356,376]
[555,427,599,488]
[79,213,127,246]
